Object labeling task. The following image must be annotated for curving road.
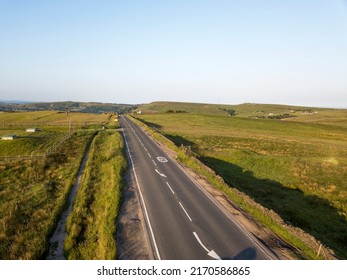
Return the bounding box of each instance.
[120,115,276,260]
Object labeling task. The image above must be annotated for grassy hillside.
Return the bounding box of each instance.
[136,101,347,128]
[136,112,347,259]
[137,101,234,116]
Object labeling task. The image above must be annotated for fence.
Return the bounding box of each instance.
[44,132,72,156]
[0,155,46,161]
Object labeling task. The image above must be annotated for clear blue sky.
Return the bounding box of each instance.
[0,0,346,107]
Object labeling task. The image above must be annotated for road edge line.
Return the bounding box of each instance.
[121,117,162,260]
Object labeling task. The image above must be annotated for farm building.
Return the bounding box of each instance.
[1,134,17,140]
[26,128,39,132]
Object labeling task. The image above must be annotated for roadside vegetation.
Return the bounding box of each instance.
[131,108,347,259]
[64,130,127,259]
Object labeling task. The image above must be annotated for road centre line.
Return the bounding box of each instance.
[179,202,193,222]
[165,182,175,194]
[152,159,157,166]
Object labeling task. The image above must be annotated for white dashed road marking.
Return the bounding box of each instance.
[166,182,175,194]
[179,202,193,222]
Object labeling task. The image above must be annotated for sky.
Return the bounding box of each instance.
[0,0,346,107]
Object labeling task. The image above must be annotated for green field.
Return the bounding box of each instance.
[0,110,120,259]
[136,104,347,259]
[0,131,96,259]
[0,110,109,124]
[65,130,127,259]
[0,129,66,156]
[0,111,113,157]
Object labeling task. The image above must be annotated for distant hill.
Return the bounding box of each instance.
[136,101,322,117]
[0,101,135,114]
[135,101,347,127]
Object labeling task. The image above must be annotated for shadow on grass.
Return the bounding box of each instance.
[165,134,196,147]
[137,118,162,130]
[200,156,347,259]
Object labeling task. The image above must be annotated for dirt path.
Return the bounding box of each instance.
[46,143,92,260]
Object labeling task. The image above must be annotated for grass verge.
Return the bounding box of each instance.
[64,130,127,259]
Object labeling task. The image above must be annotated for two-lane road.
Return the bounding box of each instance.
[120,115,275,260]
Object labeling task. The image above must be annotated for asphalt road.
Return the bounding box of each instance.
[120,115,276,260]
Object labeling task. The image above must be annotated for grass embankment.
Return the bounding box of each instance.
[0,131,95,259]
[64,130,127,259]
[131,113,347,259]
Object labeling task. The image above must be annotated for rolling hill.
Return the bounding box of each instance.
[0,101,135,114]
[135,101,347,128]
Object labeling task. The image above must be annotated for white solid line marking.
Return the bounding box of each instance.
[121,118,161,260]
[166,182,175,194]
[144,147,148,151]
[179,202,192,222]
[155,169,166,178]
[152,159,157,166]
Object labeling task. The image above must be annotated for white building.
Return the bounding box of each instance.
[26,128,39,132]
[1,135,17,140]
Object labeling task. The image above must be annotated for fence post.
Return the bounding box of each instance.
[316,244,322,258]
